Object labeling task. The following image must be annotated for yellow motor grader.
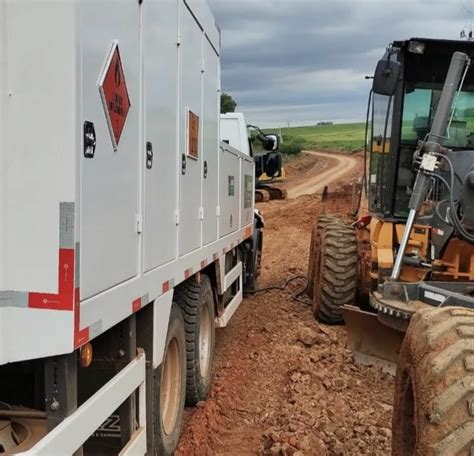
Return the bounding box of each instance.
[307,38,474,455]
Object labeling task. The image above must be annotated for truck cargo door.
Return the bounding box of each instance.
[202,38,219,246]
[241,159,254,228]
[220,148,240,238]
[80,1,141,299]
[179,5,203,256]
[143,0,179,272]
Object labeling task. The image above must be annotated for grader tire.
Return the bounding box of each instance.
[312,222,357,324]
[392,307,474,456]
[307,215,341,299]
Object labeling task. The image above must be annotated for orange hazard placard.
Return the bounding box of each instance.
[99,42,131,149]
[187,110,200,159]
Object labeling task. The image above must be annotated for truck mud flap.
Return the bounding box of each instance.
[342,305,405,375]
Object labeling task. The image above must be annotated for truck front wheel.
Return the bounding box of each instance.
[153,303,186,456]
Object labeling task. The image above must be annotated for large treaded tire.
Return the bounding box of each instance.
[307,215,341,299]
[153,303,186,456]
[312,222,357,324]
[392,307,474,456]
[175,275,216,406]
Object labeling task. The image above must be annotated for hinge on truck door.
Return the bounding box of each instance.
[216,206,221,217]
[199,207,204,220]
[175,210,180,226]
[136,214,143,233]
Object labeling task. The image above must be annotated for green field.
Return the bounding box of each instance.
[268,122,366,153]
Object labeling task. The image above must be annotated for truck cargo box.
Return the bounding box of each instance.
[0,0,254,367]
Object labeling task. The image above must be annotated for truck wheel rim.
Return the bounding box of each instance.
[199,301,211,378]
[161,337,181,436]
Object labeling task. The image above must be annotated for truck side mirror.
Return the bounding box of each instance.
[373,58,400,96]
[264,134,279,151]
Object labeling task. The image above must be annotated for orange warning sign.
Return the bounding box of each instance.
[99,43,131,149]
[188,110,200,159]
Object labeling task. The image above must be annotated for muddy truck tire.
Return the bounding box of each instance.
[392,307,474,456]
[312,222,357,324]
[175,275,216,406]
[154,303,186,456]
[307,215,341,299]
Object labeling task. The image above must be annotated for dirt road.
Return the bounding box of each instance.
[177,151,393,456]
[288,151,358,198]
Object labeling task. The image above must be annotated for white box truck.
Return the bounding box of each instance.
[0,1,264,454]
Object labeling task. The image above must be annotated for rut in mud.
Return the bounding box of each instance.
[176,151,394,456]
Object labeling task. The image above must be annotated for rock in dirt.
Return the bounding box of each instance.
[296,327,325,347]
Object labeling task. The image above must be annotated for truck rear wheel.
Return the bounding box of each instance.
[175,275,216,405]
[154,303,186,456]
[392,307,474,456]
[307,215,340,299]
[313,222,357,324]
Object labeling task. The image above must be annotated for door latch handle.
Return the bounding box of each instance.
[146,141,153,169]
[181,153,187,175]
[84,121,96,158]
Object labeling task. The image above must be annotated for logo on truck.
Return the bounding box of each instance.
[99,41,131,150]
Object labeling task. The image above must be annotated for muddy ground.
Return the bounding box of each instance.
[176,151,394,456]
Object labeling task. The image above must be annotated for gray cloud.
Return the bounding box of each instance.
[208,0,470,127]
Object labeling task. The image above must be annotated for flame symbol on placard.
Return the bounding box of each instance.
[114,59,121,87]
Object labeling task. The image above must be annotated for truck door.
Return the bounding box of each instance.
[81,1,141,299]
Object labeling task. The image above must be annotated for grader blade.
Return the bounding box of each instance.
[342,305,405,375]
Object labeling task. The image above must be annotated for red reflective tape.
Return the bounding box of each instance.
[29,292,61,309]
[75,327,89,348]
[201,259,208,269]
[132,298,142,313]
[74,287,89,348]
[162,281,170,293]
[58,249,74,295]
[29,249,75,311]
[184,268,192,279]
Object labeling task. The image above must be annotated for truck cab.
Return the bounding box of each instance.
[220,112,251,156]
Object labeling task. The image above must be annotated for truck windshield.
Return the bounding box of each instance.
[401,86,474,149]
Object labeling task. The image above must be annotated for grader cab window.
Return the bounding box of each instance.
[394,85,474,216]
[369,93,393,215]
[401,86,474,147]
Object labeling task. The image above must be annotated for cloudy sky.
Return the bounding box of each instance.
[208,0,474,127]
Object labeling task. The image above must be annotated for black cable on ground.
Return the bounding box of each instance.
[244,274,313,306]
[292,279,312,306]
[244,274,307,295]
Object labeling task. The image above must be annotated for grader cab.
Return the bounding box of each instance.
[307,38,474,454]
